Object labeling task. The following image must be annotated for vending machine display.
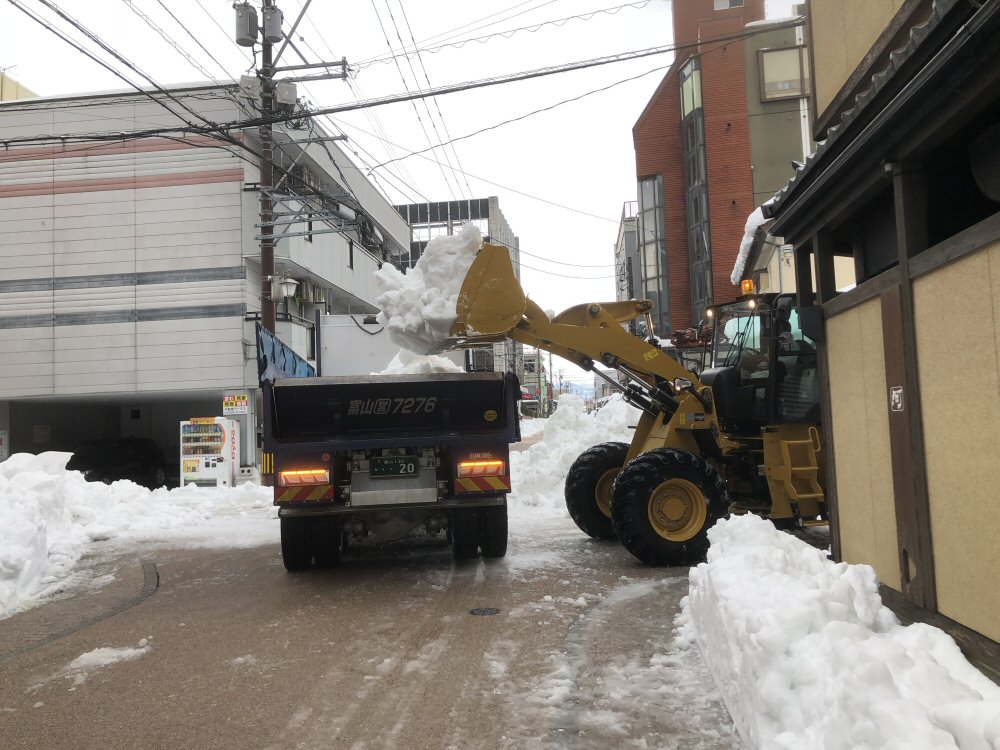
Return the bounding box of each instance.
[180,417,240,487]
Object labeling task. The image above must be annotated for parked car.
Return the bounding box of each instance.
[67,437,168,489]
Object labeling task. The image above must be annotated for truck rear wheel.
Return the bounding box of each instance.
[480,503,508,558]
[451,508,481,561]
[311,517,343,569]
[280,517,313,572]
[611,448,728,566]
[564,442,628,541]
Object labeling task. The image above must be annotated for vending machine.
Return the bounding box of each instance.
[179,417,240,488]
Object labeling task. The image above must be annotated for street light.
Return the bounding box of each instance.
[267,273,299,301]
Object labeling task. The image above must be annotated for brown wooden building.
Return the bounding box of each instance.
[766,0,1000,679]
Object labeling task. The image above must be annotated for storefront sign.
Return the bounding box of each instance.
[223,392,249,415]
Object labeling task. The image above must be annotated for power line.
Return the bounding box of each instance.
[355,1,654,70]
[120,0,221,83]
[1,20,801,148]
[518,248,614,268]
[304,22,804,123]
[279,0,425,203]
[371,61,671,173]
[352,0,558,66]
[328,117,619,223]
[29,0,230,141]
[369,0,461,200]
[155,0,233,80]
[394,0,474,197]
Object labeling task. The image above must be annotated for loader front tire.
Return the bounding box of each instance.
[565,442,629,541]
[611,448,728,566]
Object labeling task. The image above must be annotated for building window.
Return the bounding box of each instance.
[714,0,743,9]
[348,239,354,269]
[680,57,713,323]
[304,214,313,243]
[680,63,702,119]
[637,175,669,336]
[759,46,810,101]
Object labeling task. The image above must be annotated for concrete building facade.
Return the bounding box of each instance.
[0,84,409,474]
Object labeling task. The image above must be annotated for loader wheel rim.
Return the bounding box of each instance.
[648,478,708,542]
[595,469,618,519]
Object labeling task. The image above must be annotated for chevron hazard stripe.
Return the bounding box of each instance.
[274,485,335,503]
[454,476,510,493]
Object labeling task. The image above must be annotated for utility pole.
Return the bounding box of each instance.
[259,0,276,333]
[236,0,347,333]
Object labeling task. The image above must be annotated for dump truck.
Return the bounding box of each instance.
[256,325,520,571]
[445,244,826,566]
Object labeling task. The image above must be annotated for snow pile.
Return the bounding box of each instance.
[684,514,1000,749]
[377,349,464,375]
[374,223,482,354]
[0,452,273,620]
[730,205,770,285]
[67,639,150,672]
[508,392,639,511]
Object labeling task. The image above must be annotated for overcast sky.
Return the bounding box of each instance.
[1,0,796,385]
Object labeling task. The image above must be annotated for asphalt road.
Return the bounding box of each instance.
[0,515,740,749]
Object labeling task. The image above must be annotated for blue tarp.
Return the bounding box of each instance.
[256,323,316,383]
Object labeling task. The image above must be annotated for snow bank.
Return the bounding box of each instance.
[0,452,273,620]
[374,223,482,354]
[508,392,639,512]
[684,514,1000,749]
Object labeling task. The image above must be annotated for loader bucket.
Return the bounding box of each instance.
[450,243,526,339]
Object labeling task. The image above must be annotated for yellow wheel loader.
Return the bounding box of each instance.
[447,243,826,566]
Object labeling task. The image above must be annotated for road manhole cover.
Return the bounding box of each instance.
[469,607,501,616]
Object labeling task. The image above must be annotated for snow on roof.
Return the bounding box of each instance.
[730,205,772,285]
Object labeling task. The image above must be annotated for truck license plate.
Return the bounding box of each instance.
[370,456,419,478]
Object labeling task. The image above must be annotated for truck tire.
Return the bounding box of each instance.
[311,517,343,569]
[480,502,508,558]
[611,448,728,566]
[451,508,481,561]
[280,517,313,572]
[564,442,629,541]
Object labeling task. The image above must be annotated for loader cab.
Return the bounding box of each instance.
[700,293,819,434]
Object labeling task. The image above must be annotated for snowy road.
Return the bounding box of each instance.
[0,513,739,749]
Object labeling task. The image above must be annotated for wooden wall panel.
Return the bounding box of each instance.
[825,299,902,589]
[913,242,1000,641]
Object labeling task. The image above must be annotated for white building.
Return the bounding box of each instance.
[0,83,410,476]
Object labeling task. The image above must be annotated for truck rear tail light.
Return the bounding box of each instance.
[457,459,506,477]
[278,468,330,486]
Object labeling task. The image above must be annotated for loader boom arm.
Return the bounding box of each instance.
[449,243,703,416]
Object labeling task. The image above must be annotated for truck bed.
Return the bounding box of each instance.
[268,371,520,449]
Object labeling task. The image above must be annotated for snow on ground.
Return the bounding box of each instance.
[2,392,1000,747]
[0,452,275,619]
[684,514,1000,748]
[508,392,638,512]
